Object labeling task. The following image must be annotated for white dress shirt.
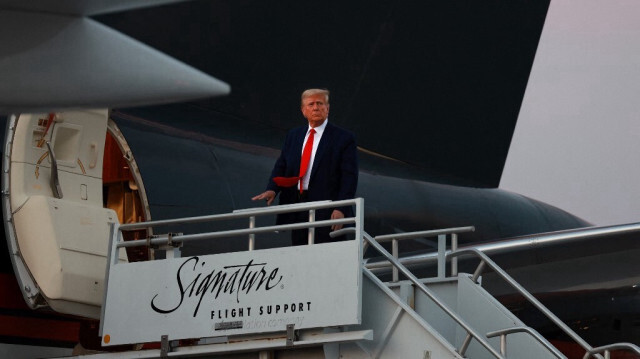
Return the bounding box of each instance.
[300,118,327,191]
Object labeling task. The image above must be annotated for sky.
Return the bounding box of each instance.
[500,0,640,226]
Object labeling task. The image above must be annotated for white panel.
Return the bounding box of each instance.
[10,164,103,209]
[412,279,458,344]
[10,111,107,178]
[500,0,640,225]
[454,275,557,359]
[340,272,461,358]
[12,196,122,316]
[102,240,362,346]
[5,110,120,318]
[10,111,107,208]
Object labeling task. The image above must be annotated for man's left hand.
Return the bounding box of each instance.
[331,210,344,231]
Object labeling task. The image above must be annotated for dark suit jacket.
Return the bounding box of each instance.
[267,121,358,224]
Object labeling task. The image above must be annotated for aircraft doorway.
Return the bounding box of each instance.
[103,119,152,261]
[2,111,153,320]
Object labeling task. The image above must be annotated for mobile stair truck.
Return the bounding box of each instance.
[59,198,640,358]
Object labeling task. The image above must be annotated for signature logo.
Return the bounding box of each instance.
[151,257,283,317]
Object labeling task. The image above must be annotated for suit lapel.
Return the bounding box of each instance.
[292,126,306,174]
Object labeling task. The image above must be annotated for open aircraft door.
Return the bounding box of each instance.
[2,110,139,319]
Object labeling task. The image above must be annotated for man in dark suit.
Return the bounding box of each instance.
[252,88,358,245]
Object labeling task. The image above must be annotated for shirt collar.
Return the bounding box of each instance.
[308,118,328,136]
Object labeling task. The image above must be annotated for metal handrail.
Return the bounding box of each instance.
[117,218,354,248]
[372,226,474,281]
[119,199,357,231]
[449,248,603,359]
[367,221,640,272]
[362,232,505,358]
[232,200,332,214]
[115,199,360,249]
[582,343,640,359]
[486,326,565,358]
[374,226,475,242]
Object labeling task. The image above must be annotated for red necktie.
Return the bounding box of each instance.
[273,129,316,193]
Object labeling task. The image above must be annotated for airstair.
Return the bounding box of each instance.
[57,198,640,358]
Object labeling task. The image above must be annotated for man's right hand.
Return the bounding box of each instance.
[251,190,276,206]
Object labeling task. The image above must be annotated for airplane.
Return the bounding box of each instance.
[1,0,639,358]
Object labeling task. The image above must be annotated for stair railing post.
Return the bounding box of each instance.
[472,260,486,284]
[437,234,446,278]
[459,333,472,357]
[308,209,315,245]
[451,233,458,277]
[392,238,399,282]
[248,216,255,251]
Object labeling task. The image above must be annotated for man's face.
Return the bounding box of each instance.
[301,94,329,128]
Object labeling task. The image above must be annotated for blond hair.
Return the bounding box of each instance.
[301,88,330,105]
